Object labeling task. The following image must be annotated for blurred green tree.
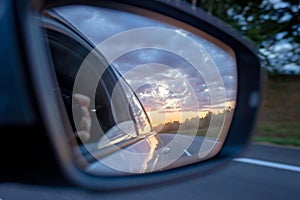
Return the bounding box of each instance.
[186,0,300,74]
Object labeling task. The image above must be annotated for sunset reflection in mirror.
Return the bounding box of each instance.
[54,5,237,174]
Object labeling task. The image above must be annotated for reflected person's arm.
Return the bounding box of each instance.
[73,93,92,141]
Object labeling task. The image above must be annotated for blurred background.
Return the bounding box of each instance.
[185,0,300,147]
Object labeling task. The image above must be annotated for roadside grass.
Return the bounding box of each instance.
[253,75,300,147]
[253,136,300,146]
[159,128,209,137]
[159,128,222,138]
[172,129,209,137]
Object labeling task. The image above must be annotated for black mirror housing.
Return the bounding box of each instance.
[0,0,263,190]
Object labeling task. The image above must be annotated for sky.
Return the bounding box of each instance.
[55,5,237,125]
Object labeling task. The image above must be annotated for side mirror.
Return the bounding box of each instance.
[32,0,262,190]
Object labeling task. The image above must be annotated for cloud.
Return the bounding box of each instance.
[55,5,237,113]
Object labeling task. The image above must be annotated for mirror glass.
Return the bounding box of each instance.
[42,5,237,175]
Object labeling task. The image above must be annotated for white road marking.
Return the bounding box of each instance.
[184,149,192,157]
[234,158,300,173]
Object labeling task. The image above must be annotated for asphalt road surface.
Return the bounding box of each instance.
[1,144,300,199]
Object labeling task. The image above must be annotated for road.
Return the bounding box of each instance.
[1,144,300,199]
